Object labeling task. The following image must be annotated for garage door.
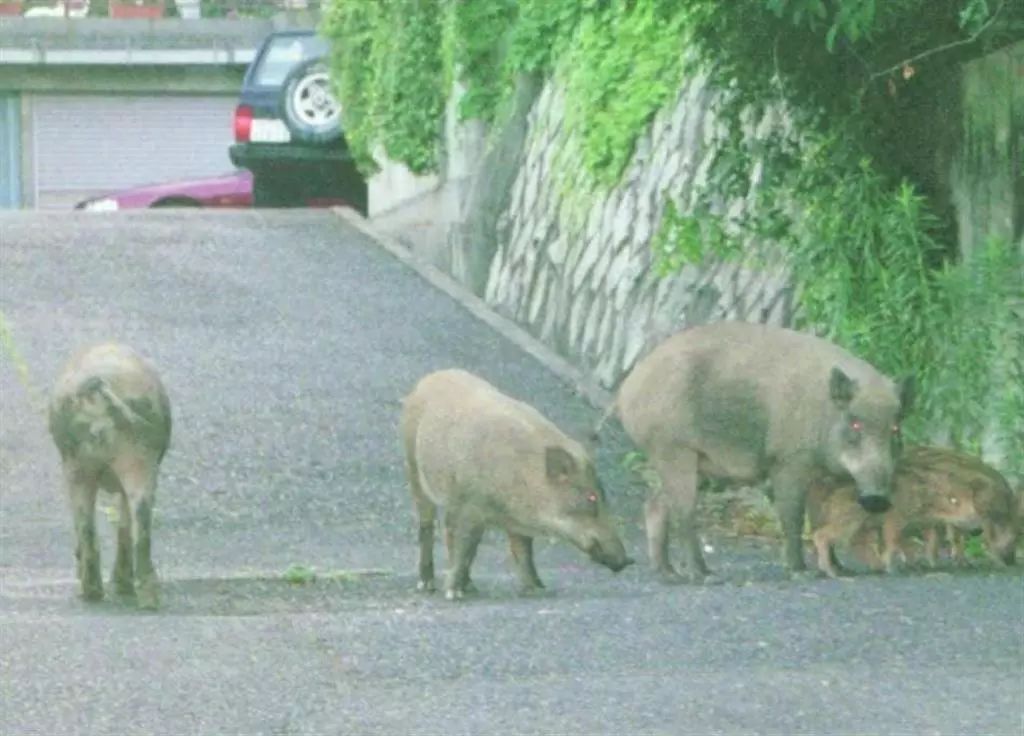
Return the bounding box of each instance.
[32,94,237,209]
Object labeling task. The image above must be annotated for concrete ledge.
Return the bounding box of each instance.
[332,206,613,412]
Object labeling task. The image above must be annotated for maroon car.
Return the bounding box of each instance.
[73,170,355,211]
[74,170,254,210]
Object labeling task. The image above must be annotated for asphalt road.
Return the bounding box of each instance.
[1,210,1021,736]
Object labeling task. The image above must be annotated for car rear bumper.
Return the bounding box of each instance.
[229,142,357,168]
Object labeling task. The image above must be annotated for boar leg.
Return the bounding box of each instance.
[413,497,437,593]
[650,449,709,583]
[65,466,103,601]
[444,515,484,601]
[115,458,160,610]
[770,464,814,575]
[922,526,941,568]
[508,533,544,592]
[811,528,841,578]
[113,490,135,596]
[947,525,967,566]
[444,512,477,594]
[880,514,908,574]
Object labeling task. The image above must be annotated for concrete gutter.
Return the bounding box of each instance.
[332,206,614,413]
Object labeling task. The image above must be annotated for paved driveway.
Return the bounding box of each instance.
[1,210,1021,736]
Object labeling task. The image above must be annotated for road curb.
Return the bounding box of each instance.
[331,207,612,411]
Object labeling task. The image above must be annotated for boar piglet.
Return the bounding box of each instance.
[909,447,1020,567]
[48,343,171,609]
[400,369,633,600]
[802,444,1003,577]
[609,321,912,583]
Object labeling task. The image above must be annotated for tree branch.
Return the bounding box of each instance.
[869,0,1007,81]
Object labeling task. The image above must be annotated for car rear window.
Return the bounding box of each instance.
[252,34,330,87]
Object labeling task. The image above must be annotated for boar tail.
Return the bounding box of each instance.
[78,376,144,428]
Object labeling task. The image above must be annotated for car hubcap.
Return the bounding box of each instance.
[291,71,341,129]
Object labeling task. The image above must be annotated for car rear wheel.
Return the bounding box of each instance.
[150,198,201,208]
[280,59,343,145]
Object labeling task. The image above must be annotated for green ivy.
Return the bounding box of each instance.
[322,0,445,175]
[450,0,518,123]
[561,0,691,186]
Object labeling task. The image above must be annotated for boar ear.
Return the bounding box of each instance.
[545,446,577,481]
[829,367,858,408]
[897,374,915,418]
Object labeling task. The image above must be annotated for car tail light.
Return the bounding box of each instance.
[234,105,253,142]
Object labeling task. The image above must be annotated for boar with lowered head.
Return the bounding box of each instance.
[48,343,171,609]
[807,446,986,577]
[909,447,1020,568]
[609,321,913,582]
[400,369,633,600]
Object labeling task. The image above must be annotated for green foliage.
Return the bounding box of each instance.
[651,201,740,276]
[505,0,586,74]
[561,0,691,185]
[282,564,317,584]
[450,0,518,123]
[321,0,445,175]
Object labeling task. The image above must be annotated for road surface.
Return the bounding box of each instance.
[1,210,1021,736]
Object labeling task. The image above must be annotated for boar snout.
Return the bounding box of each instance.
[585,537,634,572]
[857,494,892,513]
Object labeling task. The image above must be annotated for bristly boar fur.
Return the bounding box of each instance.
[806,445,991,577]
[400,369,633,600]
[891,446,1019,568]
[48,343,171,609]
[609,321,913,583]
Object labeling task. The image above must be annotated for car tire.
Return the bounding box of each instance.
[280,59,344,145]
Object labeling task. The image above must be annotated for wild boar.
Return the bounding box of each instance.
[400,369,633,600]
[48,343,171,609]
[909,447,1020,567]
[606,321,913,582]
[807,448,983,577]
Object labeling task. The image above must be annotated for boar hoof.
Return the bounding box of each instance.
[80,585,104,603]
[136,582,160,611]
[416,579,436,593]
[444,588,464,602]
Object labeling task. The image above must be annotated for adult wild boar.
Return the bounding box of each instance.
[48,343,171,609]
[608,321,913,582]
[400,369,633,600]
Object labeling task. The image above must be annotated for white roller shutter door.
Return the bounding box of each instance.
[32,94,237,209]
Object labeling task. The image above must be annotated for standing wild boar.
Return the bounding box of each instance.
[400,369,633,600]
[907,447,1020,567]
[806,447,985,577]
[607,321,913,582]
[48,343,171,609]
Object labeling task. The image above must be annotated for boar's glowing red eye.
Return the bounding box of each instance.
[892,424,901,433]
[850,420,863,432]
[586,492,598,503]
